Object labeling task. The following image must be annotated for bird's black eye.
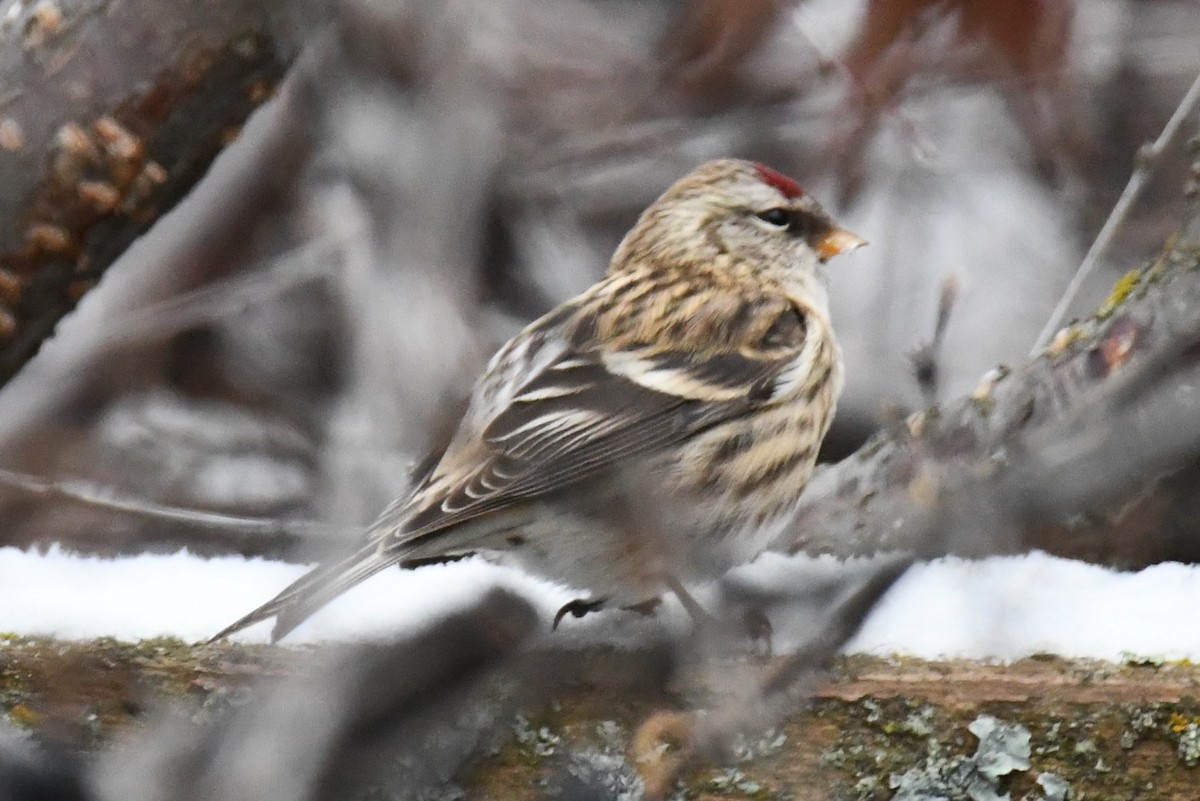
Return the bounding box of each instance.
[756,207,829,243]
[756,208,791,227]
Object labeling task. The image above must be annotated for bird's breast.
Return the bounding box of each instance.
[668,326,842,525]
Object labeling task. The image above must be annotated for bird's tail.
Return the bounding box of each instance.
[208,544,395,644]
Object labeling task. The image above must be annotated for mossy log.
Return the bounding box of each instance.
[4,636,1200,799]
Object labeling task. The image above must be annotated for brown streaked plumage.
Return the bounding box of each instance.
[212,159,865,642]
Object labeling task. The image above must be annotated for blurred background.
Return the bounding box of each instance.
[0,0,1197,562]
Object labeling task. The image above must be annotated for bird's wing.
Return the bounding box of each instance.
[385,289,809,543]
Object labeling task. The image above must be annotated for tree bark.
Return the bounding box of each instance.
[0,0,298,386]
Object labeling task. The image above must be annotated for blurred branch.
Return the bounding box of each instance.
[1031,68,1200,354]
[908,275,960,407]
[98,589,543,801]
[657,0,783,102]
[0,465,335,547]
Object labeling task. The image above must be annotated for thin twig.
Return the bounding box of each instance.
[1030,69,1200,355]
[909,275,959,406]
[0,466,337,539]
[94,233,352,350]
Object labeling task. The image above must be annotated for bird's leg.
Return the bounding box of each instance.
[551,597,608,630]
[661,575,716,625]
[663,574,773,655]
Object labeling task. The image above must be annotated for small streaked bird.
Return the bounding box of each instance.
[212,159,864,642]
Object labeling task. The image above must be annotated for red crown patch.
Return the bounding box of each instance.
[753,163,804,199]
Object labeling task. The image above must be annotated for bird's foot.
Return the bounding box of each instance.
[551,597,608,630]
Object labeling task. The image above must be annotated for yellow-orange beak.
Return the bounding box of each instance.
[816,227,868,261]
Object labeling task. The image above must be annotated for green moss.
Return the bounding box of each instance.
[1096,268,1142,320]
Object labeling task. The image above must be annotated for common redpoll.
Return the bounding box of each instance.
[213,159,864,642]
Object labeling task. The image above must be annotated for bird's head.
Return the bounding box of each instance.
[611,159,865,282]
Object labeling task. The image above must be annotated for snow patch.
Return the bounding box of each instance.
[2,546,1199,662]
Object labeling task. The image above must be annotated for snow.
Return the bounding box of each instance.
[0,546,576,645]
[2,545,1199,663]
[846,554,1200,662]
